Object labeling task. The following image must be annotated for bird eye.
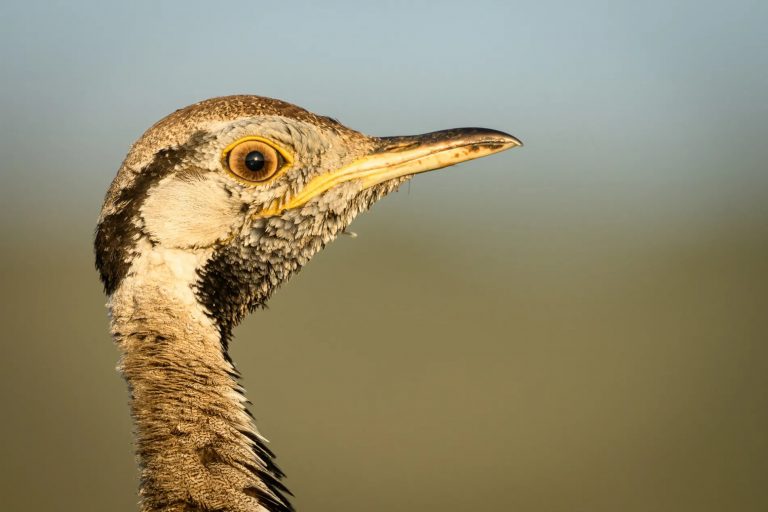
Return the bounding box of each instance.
[225,139,288,183]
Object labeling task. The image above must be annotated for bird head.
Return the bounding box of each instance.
[95,95,520,336]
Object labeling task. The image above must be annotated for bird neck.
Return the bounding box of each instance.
[108,245,290,512]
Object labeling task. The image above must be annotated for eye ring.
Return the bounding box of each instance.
[222,137,293,184]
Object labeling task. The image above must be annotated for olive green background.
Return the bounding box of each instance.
[1,1,766,511]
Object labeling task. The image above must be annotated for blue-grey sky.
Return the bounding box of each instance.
[1,2,767,511]
[2,0,766,240]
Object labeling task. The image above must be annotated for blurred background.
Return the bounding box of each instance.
[1,1,766,510]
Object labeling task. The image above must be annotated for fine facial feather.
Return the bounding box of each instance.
[140,173,242,249]
[95,95,520,512]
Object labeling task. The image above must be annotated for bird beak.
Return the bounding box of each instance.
[258,128,521,216]
[357,128,522,189]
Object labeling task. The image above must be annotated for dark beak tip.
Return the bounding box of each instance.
[459,127,522,149]
[504,134,523,148]
[485,129,522,148]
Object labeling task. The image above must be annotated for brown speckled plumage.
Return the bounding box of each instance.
[95,95,520,511]
[102,96,355,218]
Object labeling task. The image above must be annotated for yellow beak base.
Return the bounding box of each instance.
[258,127,522,217]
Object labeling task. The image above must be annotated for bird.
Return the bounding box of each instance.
[95,95,521,512]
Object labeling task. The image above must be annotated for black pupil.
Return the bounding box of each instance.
[244,151,266,172]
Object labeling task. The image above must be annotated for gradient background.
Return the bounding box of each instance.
[1,1,767,511]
